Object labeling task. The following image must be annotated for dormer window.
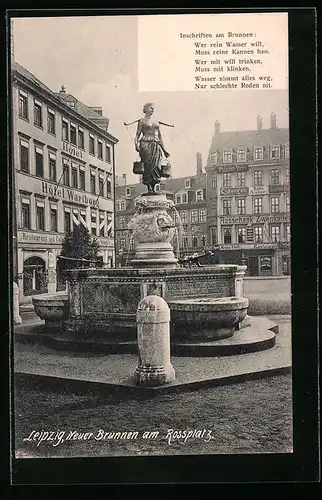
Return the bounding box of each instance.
[196,189,204,202]
[185,179,191,189]
[223,149,232,163]
[210,151,218,164]
[66,101,75,108]
[125,187,131,196]
[182,192,188,203]
[254,146,263,160]
[237,147,246,162]
[270,145,280,159]
[175,194,182,205]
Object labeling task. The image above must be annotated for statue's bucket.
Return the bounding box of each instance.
[160,160,171,178]
[133,161,144,174]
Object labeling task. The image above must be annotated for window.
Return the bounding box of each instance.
[182,235,188,249]
[34,100,43,127]
[223,149,232,163]
[270,225,280,242]
[50,206,58,232]
[78,128,84,149]
[196,189,203,202]
[99,211,105,237]
[270,196,280,213]
[210,151,218,164]
[253,197,263,214]
[49,152,57,181]
[211,175,217,189]
[222,199,231,215]
[192,235,198,247]
[210,228,217,245]
[20,139,29,173]
[285,169,290,185]
[126,187,131,196]
[182,192,188,203]
[72,209,79,231]
[36,203,45,230]
[106,145,111,163]
[237,198,246,215]
[185,179,191,189]
[64,209,71,233]
[71,164,78,189]
[47,109,55,134]
[285,143,290,159]
[201,234,207,247]
[99,174,104,196]
[286,195,290,213]
[70,123,77,145]
[21,198,30,229]
[155,184,160,192]
[254,147,263,160]
[119,200,126,211]
[199,208,206,223]
[237,148,246,162]
[254,226,263,242]
[253,170,262,186]
[119,216,125,228]
[91,211,97,236]
[98,140,103,159]
[90,170,96,194]
[223,227,232,244]
[120,239,126,249]
[89,134,95,155]
[270,146,280,159]
[180,211,188,224]
[18,90,28,119]
[79,168,85,191]
[106,177,112,198]
[285,224,291,242]
[62,119,69,141]
[223,172,231,187]
[190,210,198,223]
[63,161,70,186]
[237,226,246,243]
[270,169,279,185]
[35,146,44,177]
[237,171,245,187]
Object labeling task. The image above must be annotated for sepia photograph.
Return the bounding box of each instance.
[9,12,295,463]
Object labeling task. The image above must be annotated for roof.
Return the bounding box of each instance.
[11,61,118,143]
[209,127,289,152]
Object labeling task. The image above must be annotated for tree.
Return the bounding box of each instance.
[57,224,101,278]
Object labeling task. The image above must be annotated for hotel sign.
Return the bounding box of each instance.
[269,184,290,194]
[220,187,249,196]
[220,214,290,225]
[62,141,84,160]
[217,164,249,173]
[42,182,99,207]
[249,186,269,196]
[217,242,279,251]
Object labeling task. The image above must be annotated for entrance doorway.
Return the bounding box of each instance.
[23,256,48,296]
[247,256,259,276]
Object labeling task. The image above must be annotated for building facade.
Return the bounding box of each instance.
[115,154,207,266]
[205,114,290,276]
[12,61,118,298]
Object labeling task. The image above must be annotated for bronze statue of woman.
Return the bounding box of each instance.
[125,103,174,194]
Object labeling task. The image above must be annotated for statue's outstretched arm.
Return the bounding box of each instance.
[159,121,174,127]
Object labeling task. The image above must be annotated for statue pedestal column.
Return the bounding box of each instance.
[128,194,178,269]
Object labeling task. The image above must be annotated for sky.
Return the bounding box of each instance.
[12,15,289,184]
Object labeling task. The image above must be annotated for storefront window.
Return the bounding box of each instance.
[223,227,232,244]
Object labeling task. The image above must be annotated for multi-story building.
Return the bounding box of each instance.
[115,153,207,266]
[205,114,290,276]
[11,61,118,298]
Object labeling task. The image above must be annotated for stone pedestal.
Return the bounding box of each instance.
[128,194,178,269]
[13,282,22,325]
[135,295,175,386]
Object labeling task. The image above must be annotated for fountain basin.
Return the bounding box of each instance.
[169,296,249,341]
[32,295,69,329]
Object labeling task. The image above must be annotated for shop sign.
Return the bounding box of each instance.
[269,184,290,193]
[220,187,249,196]
[62,141,84,160]
[249,186,269,196]
[42,181,99,207]
[220,213,290,225]
[260,256,272,271]
[217,242,278,251]
[217,164,249,173]
[18,231,65,245]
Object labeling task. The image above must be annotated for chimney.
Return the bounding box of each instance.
[215,120,220,135]
[257,115,262,131]
[122,173,127,185]
[196,152,203,176]
[59,85,66,94]
[270,112,277,129]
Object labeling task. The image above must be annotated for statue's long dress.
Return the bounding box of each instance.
[139,119,163,187]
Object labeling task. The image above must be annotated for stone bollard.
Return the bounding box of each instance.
[135,295,175,387]
[13,282,22,325]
